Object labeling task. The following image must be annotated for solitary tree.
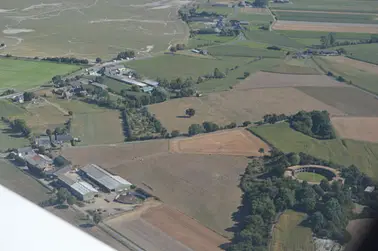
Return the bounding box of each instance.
[67,196,77,206]
[95,57,102,63]
[244,72,250,79]
[185,108,196,117]
[93,212,102,225]
[258,148,265,156]
[46,129,52,137]
[170,46,177,53]
[23,92,35,102]
[68,111,73,116]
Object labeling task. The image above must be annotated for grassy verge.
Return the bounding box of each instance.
[296,172,327,182]
[250,122,378,179]
[270,210,314,251]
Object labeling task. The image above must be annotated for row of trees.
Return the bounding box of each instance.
[42,57,89,65]
[188,121,237,136]
[169,44,186,52]
[227,149,378,251]
[319,33,378,49]
[1,117,31,137]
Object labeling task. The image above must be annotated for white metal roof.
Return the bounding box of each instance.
[71,181,98,195]
[0,185,115,251]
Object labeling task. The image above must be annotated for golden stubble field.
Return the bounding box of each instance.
[332,117,378,143]
[148,87,345,132]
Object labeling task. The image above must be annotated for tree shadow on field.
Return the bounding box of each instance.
[1,128,24,138]
[176,115,190,119]
[79,223,94,229]
[54,204,69,210]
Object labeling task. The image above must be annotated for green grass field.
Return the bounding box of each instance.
[243,30,305,49]
[342,44,378,65]
[271,0,378,13]
[296,172,327,182]
[274,11,378,24]
[207,44,285,58]
[0,58,80,91]
[277,30,373,40]
[229,12,273,24]
[265,60,321,75]
[250,123,378,179]
[125,54,250,80]
[313,57,378,95]
[270,210,314,251]
[188,34,236,48]
[0,160,50,203]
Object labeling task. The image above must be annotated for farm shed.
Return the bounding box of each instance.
[80,164,132,192]
[142,86,154,93]
[143,79,159,87]
[24,153,53,175]
[57,174,98,201]
[17,147,34,157]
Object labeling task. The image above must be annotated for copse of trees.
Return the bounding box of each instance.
[290,110,335,139]
[23,92,36,102]
[188,124,205,136]
[115,50,135,60]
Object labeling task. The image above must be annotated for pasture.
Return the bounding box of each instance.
[243,30,305,49]
[0,58,79,91]
[332,117,378,143]
[0,122,29,151]
[273,21,378,34]
[206,45,285,58]
[296,86,378,116]
[270,210,314,251]
[265,60,321,75]
[169,129,270,156]
[0,0,188,59]
[62,141,248,237]
[273,11,378,24]
[342,44,378,65]
[313,57,378,95]
[125,54,248,80]
[250,123,378,179]
[0,160,50,204]
[148,87,344,132]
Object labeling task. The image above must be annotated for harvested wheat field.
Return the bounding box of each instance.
[170,129,270,156]
[235,71,345,90]
[332,117,378,143]
[148,87,345,132]
[142,204,228,251]
[324,56,378,75]
[62,142,248,237]
[273,20,378,33]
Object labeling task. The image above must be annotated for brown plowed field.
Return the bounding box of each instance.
[235,71,345,90]
[62,142,248,237]
[273,20,378,33]
[325,56,378,75]
[332,117,378,143]
[148,87,345,132]
[142,205,228,251]
[170,129,270,156]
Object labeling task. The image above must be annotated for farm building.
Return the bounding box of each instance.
[17,147,34,158]
[142,79,159,87]
[80,164,132,192]
[57,173,98,201]
[115,193,139,204]
[53,134,73,145]
[11,94,24,103]
[142,86,154,93]
[364,186,375,193]
[35,136,52,150]
[24,153,54,175]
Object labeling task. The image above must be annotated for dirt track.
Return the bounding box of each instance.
[273,20,378,33]
[332,117,378,143]
[170,129,270,156]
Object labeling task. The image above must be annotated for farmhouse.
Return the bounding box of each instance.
[57,173,98,201]
[80,164,132,192]
[304,49,339,56]
[17,147,34,158]
[12,94,24,104]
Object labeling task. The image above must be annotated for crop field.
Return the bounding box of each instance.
[296,86,378,116]
[62,140,248,237]
[142,204,228,251]
[332,117,378,143]
[250,122,378,179]
[273,21,378,33]
[270,0,378,13]
[0,160,50,204]
[207,45,285,58]
[170,129,270,156]
[196,58,283,93]
[278,30,373,40]
[243,30,305,48]
[270,210,314,251]
[148,87,344,132]
[265,61,321,75]
[0,58,79,91]
[342,44,378,65]
[296,172,327,183]
[235,71,343,90]
[0,0,189,59]
[313,57,378,94]
[125,54,249,80]
[324,56,378,75]
[273,11,378,24]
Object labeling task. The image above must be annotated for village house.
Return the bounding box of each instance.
[12,94,24,104]
[24,153,54,175]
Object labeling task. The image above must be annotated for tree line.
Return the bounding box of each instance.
[115,50,135,60]
[42,57,89,65]
[1,117,31,137]
[317,33,378,49]
[227,149,378,251]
